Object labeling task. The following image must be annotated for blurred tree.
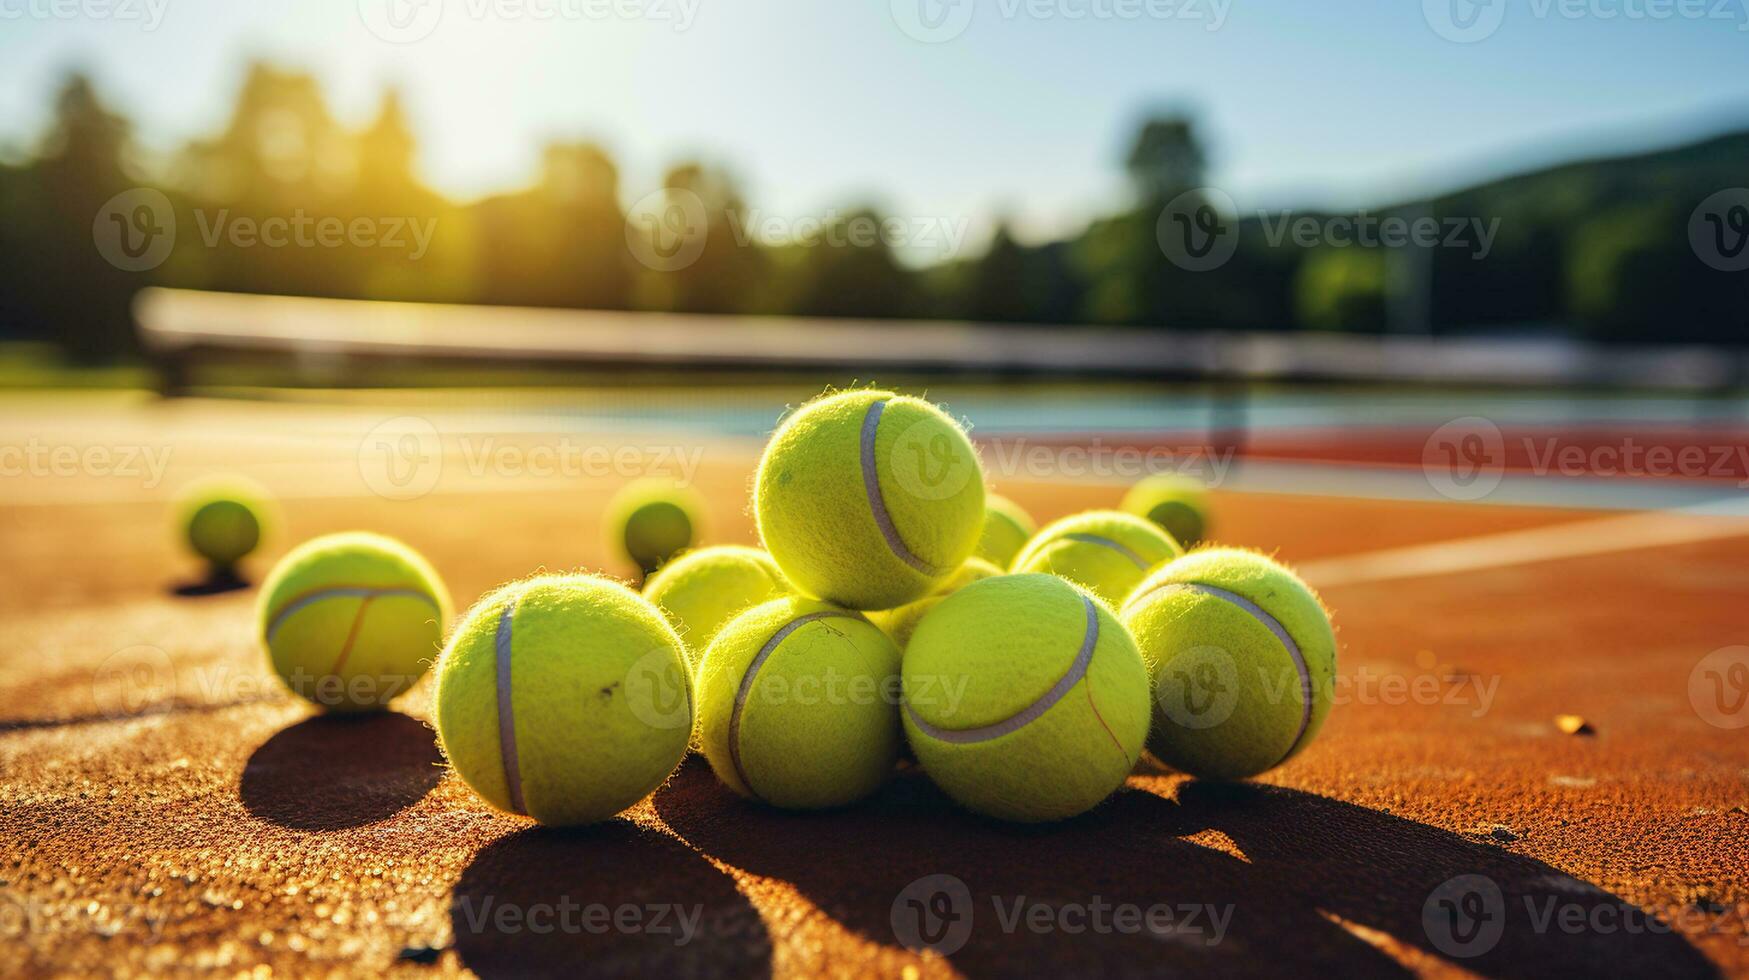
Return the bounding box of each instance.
[961,223,1030,322]
[471,141,627,309]
[790,207,915,319]
[1125,114,1207,207]
[945,224,1085,324]
[356,88,416,195]
[21,73,143,360]
[1425,187,1569,333]
[1567,201,1747,345]
[216,64,350,196]
[1022,241,1088,324]
[1296,248,1388,332]
[0,159,25,341]
[635,161,767,314]
[172,64,360,299]
[1076,113,1232,329]
[352,89,473,303]
[1074,209,1153,324]
[3,66,1747,366]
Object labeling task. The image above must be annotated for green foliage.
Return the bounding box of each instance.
[1125,113,1207,206]
[1296,249,1388,332]
[0,67,1744,367]
[1566,202,1748,344]
[788,208,917,319]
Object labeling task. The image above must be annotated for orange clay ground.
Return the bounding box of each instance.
[1,395,1747,978]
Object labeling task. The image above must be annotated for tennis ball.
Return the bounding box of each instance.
[1120,548,1336,781]
[901,574,1150,822]
[433,574,693,826]
[755,389,985,610]
[696,595,902,808]
[1010,510,1182,607]
[1121,473,1210,548]
[976,494,1036,569]
[176,476,273,569]
[257,532,451,711]
[607,480,705,575]
[870,558,1002,650]
[643,545,790,670]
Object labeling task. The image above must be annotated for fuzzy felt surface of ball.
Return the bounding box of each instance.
[1120,548,1336,780]
[178,476,273,568]
[754,389,985,610]
[433,574,693,826]
[869,558,1002,650]
[975,494,1037,569]
[1010,510,1182,606]
[607,480,705,575]
[257,531,450,711]
[901,574,1151,822]
[695,595,902,809]
[1120,473,1210,548]
[643,545,790,671]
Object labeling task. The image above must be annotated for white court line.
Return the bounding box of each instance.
[1297,508,1749,588]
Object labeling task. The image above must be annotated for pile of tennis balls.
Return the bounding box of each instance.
[182,388,1335,827]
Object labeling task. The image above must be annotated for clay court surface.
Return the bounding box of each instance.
[2,392,1747,978]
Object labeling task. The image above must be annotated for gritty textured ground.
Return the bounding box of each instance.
[1,395,1746,978]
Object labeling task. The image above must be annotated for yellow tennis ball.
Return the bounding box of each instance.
[433,574,693,826]
[607,479,705,575]
[901,574,1151,822]
[176,476,274,568]
[1120,548,1336,780]
[755,389,985,610]
[976,494,1036,569]
[869,557,1002,650]
[695,595,902,809]
[1120,473,1210,548]
[1010,510,1182,606]
[643,545,790,670]
[257,532,451,711]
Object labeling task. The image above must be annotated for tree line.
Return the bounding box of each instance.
[1,64,1743,364]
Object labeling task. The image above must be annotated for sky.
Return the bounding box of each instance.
[2,0,1746,251]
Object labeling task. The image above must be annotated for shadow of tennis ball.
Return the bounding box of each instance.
[240,712,442,830]
[450,821,770,979]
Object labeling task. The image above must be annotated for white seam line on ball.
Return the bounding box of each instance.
[1061,533,1151,569]
[729,610,864,797]
[495,593,528,816]
[859,398,938,576]
[265,586,438,641]
[1135,580,1314,763]
[905,595,1099,744]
